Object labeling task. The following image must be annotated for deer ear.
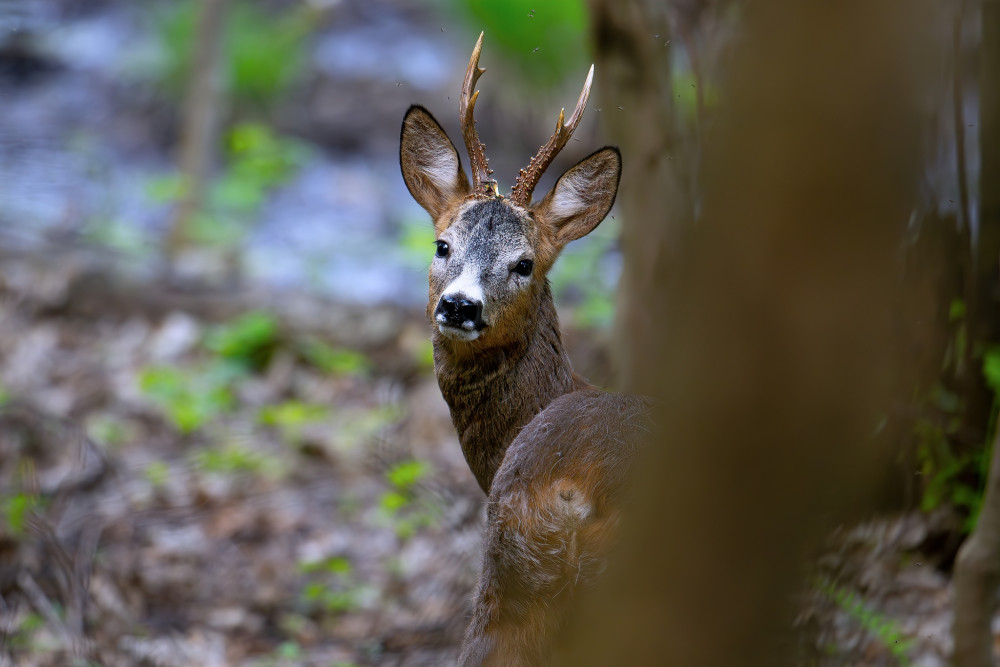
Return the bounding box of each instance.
[533,147,621,247]
[400,106,471,221]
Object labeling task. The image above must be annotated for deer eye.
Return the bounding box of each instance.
[435,240,450,258]
[514,259,533,277]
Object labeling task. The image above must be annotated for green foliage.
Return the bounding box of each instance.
[146,123,306,250]
[191,442,276,476]
[818,579,913,664]
[82,218,151,256]
[414,339,435,372]
[214,124,306,214]
[139,363,240,434]
[378,459,436,540]
[334,405,404,452]
[259,401,330,445]
[227,4,312,106]
[0,380,8,406]
[149,0,313,110]
[299,555,352,577]
[275,641,302,660]
[298,555,367,615]
[86,413,133,449]
[549,218,620,329]
[144,461,170,489]
[454,0,589,87]
[300,339,371,377]
[259,401,329,429]
[964,346,1000,533]
[2,491,40,538]
[386,460,429,490]
[983,346,1000,393]
[949,298,967,321]
[4,611,44,650]
[918,347,1000,532]
[204,310,279,369]
[914,388,981,529]
[398,216,436,269]
[672,72,720,122]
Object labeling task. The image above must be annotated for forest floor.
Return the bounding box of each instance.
[1,247,997,667]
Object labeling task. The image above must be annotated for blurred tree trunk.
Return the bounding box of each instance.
[586,0,689,395]
[955,430,1000,666]
[953,1,1000,664]
[561,0,933,663]
[164,0,228,268]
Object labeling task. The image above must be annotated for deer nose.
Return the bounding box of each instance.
[435,295,483,329]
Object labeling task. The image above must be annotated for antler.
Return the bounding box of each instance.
[460,32,496,197]
[509,64,594,207]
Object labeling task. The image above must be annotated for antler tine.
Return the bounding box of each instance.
[510,64,594,207]
[460,32,495,197]
[510,64,594,205]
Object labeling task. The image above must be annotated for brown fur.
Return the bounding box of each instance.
[459,392,651,665]
[401,85,649,665]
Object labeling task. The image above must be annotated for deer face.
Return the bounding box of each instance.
[400,106,621,348]
[427,198,539,343]
[399,33,620,348]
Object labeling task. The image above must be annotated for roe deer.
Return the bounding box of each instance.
[399,33,651,665]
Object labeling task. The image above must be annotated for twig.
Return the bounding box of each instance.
[0,592,16,660]
[16,572,74,650]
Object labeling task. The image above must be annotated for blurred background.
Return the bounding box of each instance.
[0,1,628,665]
[0,0,997,665]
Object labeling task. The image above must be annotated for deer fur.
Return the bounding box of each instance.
[399,40,651,664]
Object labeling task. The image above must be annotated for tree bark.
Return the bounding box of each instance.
[953,1,1000,664]
[585,0,689,395]
[954,429,1000,666]
[164,0,228,267]
[562,1,934,663]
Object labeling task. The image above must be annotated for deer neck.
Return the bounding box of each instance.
[433,284,580,494]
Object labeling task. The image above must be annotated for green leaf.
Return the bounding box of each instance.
[145,174,186,203]
[139,364,238,434]
[322,590,357,613]
[276,642,302,659]
[301,340,371,377]
[2,492,40,537]
[456,0,588,88]
[204,311,278,365]
[414,338,435,371]
[386,460,430,490]
[949,298,966,322]
[191,444,271,475]
[379,491,409,514]
[302,582,325,602]
[983,347,1000,393]
[145,462,170,489]
[259,401,329,428]
[325,556,352,576]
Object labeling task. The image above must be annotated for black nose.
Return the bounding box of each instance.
[435,295,483,328]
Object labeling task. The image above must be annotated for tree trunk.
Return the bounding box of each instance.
[954,429,1000,666]
[561,1,934,663]
[585,0,689,395]
[164,0,228,268]
[953,1,1000,664]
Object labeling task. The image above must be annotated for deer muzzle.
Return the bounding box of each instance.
[435,294,486,340]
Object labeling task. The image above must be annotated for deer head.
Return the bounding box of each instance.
[400,32,621,349]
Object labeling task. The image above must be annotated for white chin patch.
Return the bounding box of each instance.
[438,324,480,342]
